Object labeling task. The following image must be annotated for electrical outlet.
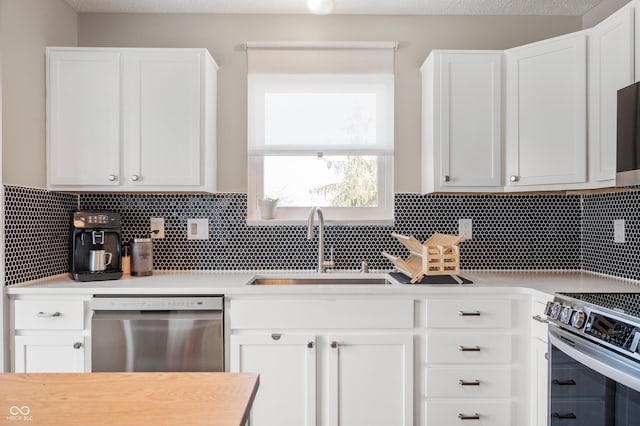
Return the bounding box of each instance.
[150,217,165,239]
[458,218,473,239]
[187,218,209,240]
[614,219,625,243]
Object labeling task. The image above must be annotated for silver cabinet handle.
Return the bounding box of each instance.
[458,310,481,316]
[532,315,548,324]
[108,174,117,182]
[443,175,450,182]
[307,341,314,349]
[458,379,480,386]
[131,174,140,182]
[73,342,82,349]
[331,341,338,349]
[458,345,481,352]
[458,413,480,420]
[37,312,61,318]
[510,175,519,182]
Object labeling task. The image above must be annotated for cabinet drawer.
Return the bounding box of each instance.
[426,299,510,328]
[426,400,511,426]
[426,367,511,398]
[551,366,611,398]
[14,300,85,330]
[427,333,511,364]
[230,299,413,329]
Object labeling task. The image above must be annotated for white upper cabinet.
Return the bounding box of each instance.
[47,50,122,187]
[46,47,217,192]
[505,33,587,189]
[421,51,502,193]
[588,6,634,186]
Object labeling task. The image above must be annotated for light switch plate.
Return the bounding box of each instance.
[187,218,209,240]
[458,218,473,239]
[150,217,165,239]
[614,219,625,243]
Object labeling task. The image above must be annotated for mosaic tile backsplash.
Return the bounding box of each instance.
[3,185,639,284]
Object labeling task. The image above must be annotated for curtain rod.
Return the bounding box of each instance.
[244,41,398,50]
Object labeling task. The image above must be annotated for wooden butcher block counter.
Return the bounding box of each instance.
[0,372,259,426]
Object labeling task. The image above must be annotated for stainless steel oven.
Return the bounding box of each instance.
[546,293,640,425]
[90,295,224,372]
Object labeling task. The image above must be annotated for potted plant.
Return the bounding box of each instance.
[258,197,279,220]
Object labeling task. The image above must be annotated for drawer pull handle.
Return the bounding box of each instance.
[271,333,282,341]
[458,413,480,420]
[307,341,314,349]
[458,379,480,386]
[553,379,576,386]
[458,345,481,352]
[552,413,577,419]
[331,341,338,349]
[458,310,481,316]
[73,342,82,349]
[532,315,549,324]
[37,312,61,318]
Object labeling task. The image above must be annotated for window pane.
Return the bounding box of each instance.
[263,155,378,207]
[265,92,377,147]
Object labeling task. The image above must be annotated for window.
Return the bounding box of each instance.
[246,42,396,224]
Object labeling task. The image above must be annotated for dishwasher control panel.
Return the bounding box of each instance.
[90,296,223,311]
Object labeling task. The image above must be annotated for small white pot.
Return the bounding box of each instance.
[258,199,278,219]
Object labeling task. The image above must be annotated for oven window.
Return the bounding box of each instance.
[550,345,640,425]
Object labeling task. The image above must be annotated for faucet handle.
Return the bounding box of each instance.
[323,246,335,269]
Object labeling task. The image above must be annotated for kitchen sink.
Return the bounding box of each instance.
[249,277,390,285]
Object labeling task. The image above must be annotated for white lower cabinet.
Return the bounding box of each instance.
[14,335,87,373]
[230,334,316,426]
[228,298,414,426]
[11,296,91,373]
[426,401,512,425]
[425,297,518,426]
[531,295,551,426]
[327,334,413,426]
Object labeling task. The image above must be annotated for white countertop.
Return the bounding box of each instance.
[6,269,640,298]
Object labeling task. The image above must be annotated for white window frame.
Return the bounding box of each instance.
[246,45,395,225]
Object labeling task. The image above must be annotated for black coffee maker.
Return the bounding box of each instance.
[70,210,122,281]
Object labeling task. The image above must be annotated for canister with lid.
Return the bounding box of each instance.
[130,238,153,276]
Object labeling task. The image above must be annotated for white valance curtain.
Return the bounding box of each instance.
[246,41,396,156]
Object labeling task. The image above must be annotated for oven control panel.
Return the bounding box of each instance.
[546,299,640,357]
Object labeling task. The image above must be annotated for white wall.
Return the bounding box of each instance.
[0,0,77,189]
[0,0,77,372]
[78,13,582,193]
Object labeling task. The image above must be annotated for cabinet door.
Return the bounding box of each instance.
[14,335,86,373]
[123,51,203,187]
[506,34,587,187]
[428,52,502,191]
[47,49,121,187]
[533,338,549,426]
[328,335,413,426]
[588,7,634,184]
[230,334,316,426]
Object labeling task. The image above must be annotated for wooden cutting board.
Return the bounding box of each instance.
[0,372,259,426]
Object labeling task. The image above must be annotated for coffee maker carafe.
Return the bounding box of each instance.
[70,211,122,281]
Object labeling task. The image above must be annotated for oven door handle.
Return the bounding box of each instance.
[549,326,640,393]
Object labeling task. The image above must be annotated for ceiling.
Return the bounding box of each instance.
[63,0,603,16]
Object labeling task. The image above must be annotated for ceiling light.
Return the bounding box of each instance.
[307,0,335,15]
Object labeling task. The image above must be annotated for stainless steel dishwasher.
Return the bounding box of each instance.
[90,295,223,372]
